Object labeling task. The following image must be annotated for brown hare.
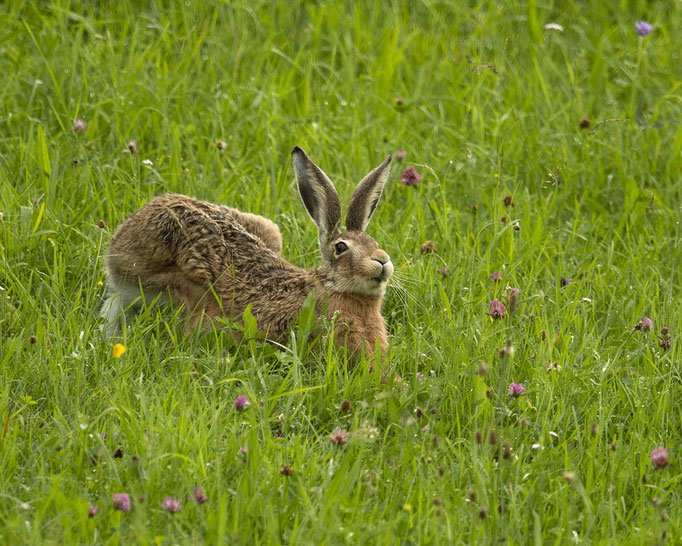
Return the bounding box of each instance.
[101,147,394,357]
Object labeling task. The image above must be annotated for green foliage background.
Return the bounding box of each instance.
[0,0,680,543]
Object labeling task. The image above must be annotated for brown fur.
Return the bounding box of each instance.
[101,147,393,359]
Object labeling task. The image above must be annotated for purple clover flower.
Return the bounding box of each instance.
[112,493,131,512]
[71,119,87,132]
[330,428,349,445]
[658,327,672,351]
[650,447,669,470]
[193,486,207,504]
[88,504,99,517]
[490,271,502,283]
[634,317,653,332]
[401,166,422,186]
[489,299,506,319]
[507,383,526,397]
[395,150,407,160]
[162,497,182,513]
[635,21,653,37]
[234,395,250,411]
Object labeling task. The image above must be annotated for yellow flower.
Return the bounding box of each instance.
[112,344,126,358]
[403,503,412,511]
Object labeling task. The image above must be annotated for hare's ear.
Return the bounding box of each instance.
[291,146,342,261]
[345,155,392,232]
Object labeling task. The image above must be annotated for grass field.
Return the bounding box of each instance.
[1,0,681,543]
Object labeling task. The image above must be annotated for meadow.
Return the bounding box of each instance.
[1,0,681,543]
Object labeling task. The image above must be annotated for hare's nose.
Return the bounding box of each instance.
[371,251,393,280]
[372,250,390,265]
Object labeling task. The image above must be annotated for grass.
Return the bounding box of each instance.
[1,0,681,543]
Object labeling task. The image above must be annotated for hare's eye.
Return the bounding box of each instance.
[335,242,348,254]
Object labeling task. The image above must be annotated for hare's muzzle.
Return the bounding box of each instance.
[371,251,393,282]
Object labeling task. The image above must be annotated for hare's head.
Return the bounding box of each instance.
[292,146,394,297]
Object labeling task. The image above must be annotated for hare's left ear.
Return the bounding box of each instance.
[291,146,342,261]
[345,155,392,232]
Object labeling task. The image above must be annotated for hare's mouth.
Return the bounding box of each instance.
[372,276,384,283]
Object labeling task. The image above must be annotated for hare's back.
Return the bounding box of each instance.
[106,194,281,287]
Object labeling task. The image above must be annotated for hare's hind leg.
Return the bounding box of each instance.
[229,210,282,256]
[139,269,224,333]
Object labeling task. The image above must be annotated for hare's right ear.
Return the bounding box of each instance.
[345,154,392,232]
[291,146,341,261]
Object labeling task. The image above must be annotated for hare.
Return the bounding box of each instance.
[101,146,394,357]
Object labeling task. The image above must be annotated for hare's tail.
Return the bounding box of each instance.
[100,292,124,338]
[99,280,148,338]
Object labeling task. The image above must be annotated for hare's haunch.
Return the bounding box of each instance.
[101,147,393,357]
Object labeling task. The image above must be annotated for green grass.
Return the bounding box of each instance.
[1,0,681,543]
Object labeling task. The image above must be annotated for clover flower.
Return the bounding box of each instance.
[330,428,349,445]
[650,447,669,470]
[193,486,207,504]
[112,493,131,512]
[162,497,182,513]
[401,166,422,186]
[71,119,87,132]
[634,317,653,332]
[420,241,437,254]
[658,327,672,351]
[233,395,250,411]
[507,383,526,397]
[489,299,506,319]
